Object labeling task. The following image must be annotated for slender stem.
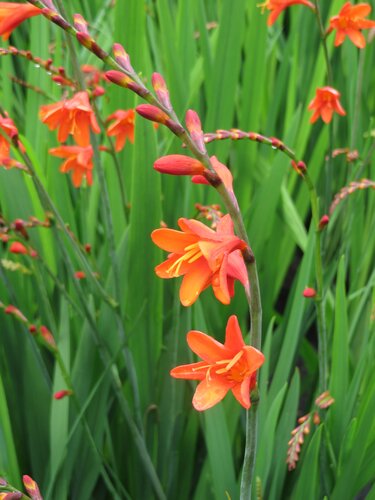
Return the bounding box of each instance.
[240,398,259,500]
[313,1,333,87]
[303,172,328,391]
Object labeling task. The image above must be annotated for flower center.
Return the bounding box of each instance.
[167,242,203,277]
[192,350,249,383]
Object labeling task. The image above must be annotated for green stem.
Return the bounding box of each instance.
[313,1,333,87]
[303,172,328,391]
[240,399,259,500]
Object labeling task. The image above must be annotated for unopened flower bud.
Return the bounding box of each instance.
[303,287,317,298]
[318,214,329,231]
[54,390,73,400]
[113,43,134,73]
[9,242,28,254]
[154,155,206,176]
[73,13,89,34]
[152,73,172,110]
[186,109,206,154]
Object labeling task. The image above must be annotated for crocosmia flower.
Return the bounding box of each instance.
[329,2,375,48]
[49,145,93,187]
[106,109,135,152]
[39,91,100,147]
[0,2,41,40]
[308,87,346,124]
[171,315,265,411]
[152,214,248,306]
[0,112,24,168]
[258,0,315,26]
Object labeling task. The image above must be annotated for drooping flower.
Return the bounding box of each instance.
[0,112,24,168]
[308,87,346,124]
[106,109,135,152]
[171,315,265,411]
[329,2,375,48]
[0,2,41,40]
[49,145,93,187]
[151,214,249,306]
[258,0,315,26]
[39,91,100,146]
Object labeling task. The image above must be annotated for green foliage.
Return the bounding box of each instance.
[0,0,374,499]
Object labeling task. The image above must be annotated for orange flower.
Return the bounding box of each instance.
[49,145,93,187]
[0,2,41,40]
[0,111,24,168]
[106,109,135,152]
[308,87,346,124]
[39,91,100,146]
[329,2,375,48]
[171,315,265,411]
[152,214,248,306]
[258,0,315,26]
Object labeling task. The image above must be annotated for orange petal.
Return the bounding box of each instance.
[170,361,207,380]
[321,106,333,124]
[178,217,216,239]
[346,28,366,48]
[231,378,251,409]
[192,378,231,411]
[179,261,212,305]
[227,250,249,289]
[350,3,371,18]
[224,315,245,352]
[215,214,235,236]
[243,345,265,370]
[187,330,230,362]
[151,228,196,252]
[211,254,231,304]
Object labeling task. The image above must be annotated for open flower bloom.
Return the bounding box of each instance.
[0,2,41,40]
[308,87,346,124]
[258,0,315,26]
[171,315,265,411]
[152,214,249,306]
[106,109,135,152]
[329,2,375,48]
[39,91,100,147]
[49,145,93,187]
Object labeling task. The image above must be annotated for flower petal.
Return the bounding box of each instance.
[187,330,230,362]
[224,315,245,352]
[179,261,212,306]
[231,378,251,409]
[151,228,196,252]
[192,377,231,411]
[170,361,207,380]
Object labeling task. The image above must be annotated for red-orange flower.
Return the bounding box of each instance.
[49,145,93,187]
[0,2,41,40]
[308,87,346,124]
[39,91,100,146]
[171,315,265,411]
[152,214,248,306]
[258,0,315,26]
[106,109,135,152]
[329,2,375,48]
[0,112,24,169]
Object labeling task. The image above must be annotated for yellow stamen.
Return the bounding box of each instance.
[167,243,203,277]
